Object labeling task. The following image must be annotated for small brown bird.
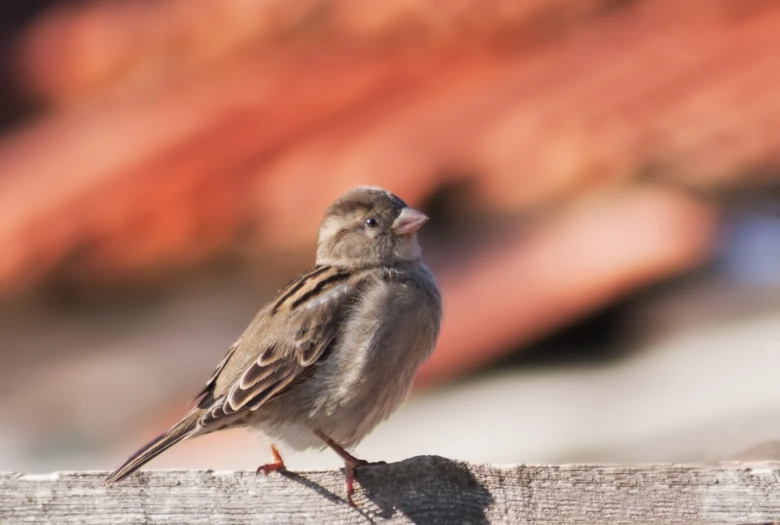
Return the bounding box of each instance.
[105,186,442,506]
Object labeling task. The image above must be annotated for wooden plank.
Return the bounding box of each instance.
[2,457,779,524]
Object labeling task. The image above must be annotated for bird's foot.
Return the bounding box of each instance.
[255,444,286,476]
[255,460,285,476]
[344,458,387,507]
[314,429,388,507]
[344,462,359,507]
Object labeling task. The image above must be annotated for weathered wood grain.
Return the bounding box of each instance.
[2,456,780,524]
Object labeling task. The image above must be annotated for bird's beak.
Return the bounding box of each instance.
[392,208,429,235]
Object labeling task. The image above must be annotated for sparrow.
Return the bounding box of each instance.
[105,186,442,506]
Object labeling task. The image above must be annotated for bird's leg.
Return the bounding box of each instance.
[315,429,367,467]
[315,430,364,507]
[255,444,286,476]
[343,462,360,508]
[315,429,386,507]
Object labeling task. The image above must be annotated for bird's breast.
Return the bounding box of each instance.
[313,270,440,425]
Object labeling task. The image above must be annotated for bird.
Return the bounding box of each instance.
[105,186,443,506]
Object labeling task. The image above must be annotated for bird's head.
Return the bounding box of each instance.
[316,186,429,268]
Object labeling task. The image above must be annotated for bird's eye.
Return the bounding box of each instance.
[364,217,378,228]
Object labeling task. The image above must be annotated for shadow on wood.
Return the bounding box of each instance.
[278,456,491,523]
[356,456,492,524]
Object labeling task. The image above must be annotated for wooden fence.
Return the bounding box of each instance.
[3,456,779,524]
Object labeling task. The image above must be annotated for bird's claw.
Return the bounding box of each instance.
[255,461,285,476]
[347,458,386,469]
[344,458,388,507]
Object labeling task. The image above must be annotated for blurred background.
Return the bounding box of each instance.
[2,0,780,474]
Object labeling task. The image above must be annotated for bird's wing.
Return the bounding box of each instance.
[190,337,240,404]
[195,265,363,428]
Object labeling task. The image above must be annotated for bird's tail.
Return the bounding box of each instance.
[105,412,200,485]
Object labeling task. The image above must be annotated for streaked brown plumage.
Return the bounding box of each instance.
[105,186,442,506]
